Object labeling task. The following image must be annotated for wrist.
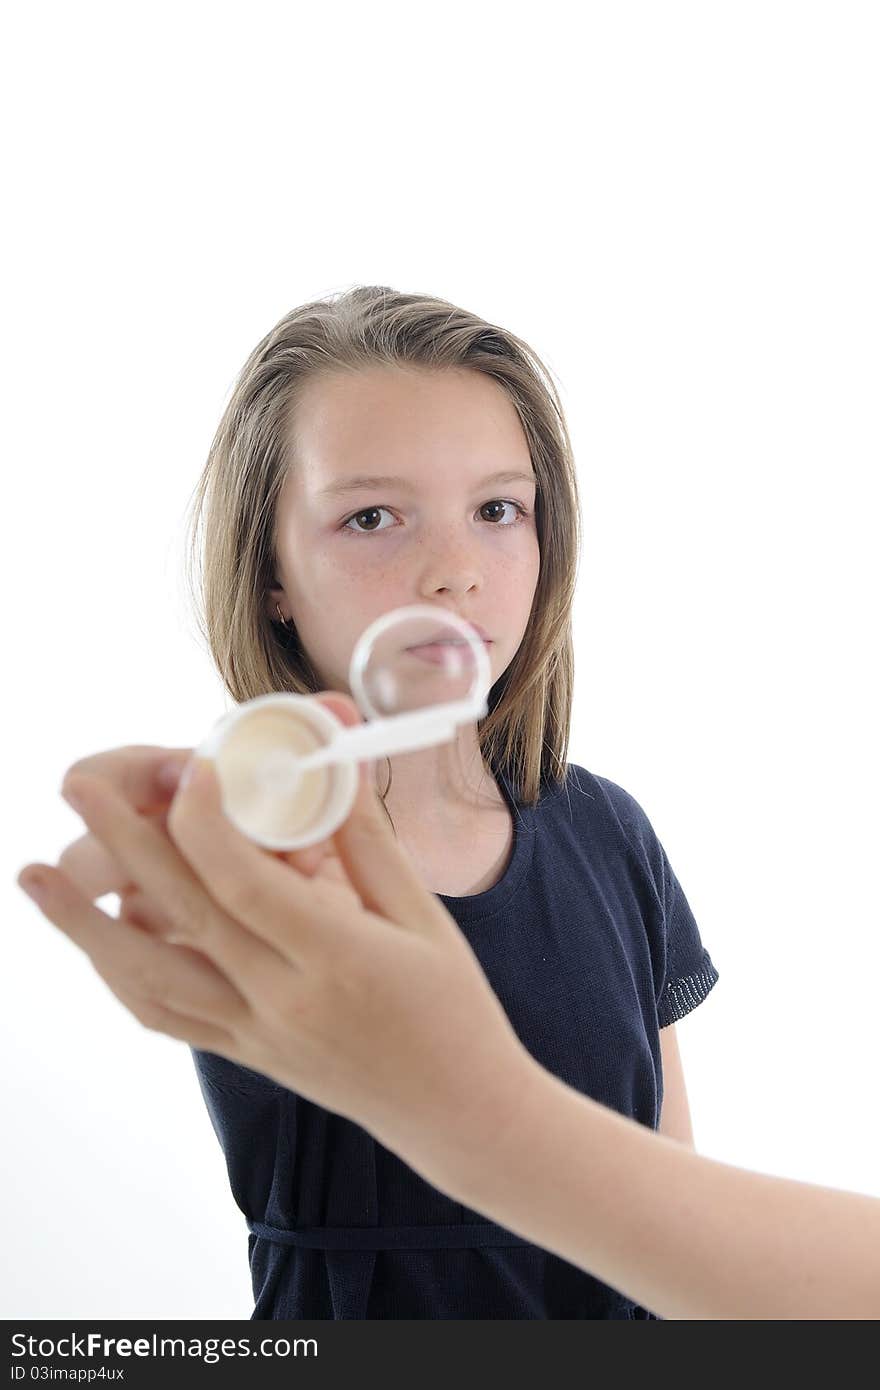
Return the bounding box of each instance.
[431,1045,552,1213]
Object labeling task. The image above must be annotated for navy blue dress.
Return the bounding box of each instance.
[192,761,719,1319]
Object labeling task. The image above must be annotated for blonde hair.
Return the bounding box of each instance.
[184,285,581,808]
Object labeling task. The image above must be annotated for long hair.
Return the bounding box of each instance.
[184,285,581,810]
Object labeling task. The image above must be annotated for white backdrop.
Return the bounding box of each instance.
[3,1,877,1320]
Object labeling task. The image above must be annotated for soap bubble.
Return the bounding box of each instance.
[349,606,491,721]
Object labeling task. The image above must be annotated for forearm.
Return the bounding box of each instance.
[421,1057,880,1320]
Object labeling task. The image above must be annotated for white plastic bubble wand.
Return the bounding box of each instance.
[195,605,494,849]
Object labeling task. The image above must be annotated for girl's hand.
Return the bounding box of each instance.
[16,698,538,1197]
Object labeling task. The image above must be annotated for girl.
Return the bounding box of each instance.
[59,286,723,1319]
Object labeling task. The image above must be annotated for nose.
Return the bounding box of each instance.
[415,524,484,600]
[419,568,481,603]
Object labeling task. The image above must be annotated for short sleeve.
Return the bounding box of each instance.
[592,774,720,1027]
[651,837,720,1027]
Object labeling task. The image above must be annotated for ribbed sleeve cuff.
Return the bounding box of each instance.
[657,950,719,1028]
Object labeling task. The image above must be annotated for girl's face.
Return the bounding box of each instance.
[267,365,541,697]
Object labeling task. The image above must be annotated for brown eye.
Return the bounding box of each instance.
[342,506,393,534]
[480,500,523,524]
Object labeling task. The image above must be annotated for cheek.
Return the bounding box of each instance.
[493,528,540,594]
[325,537,411,598]
[295,536,386,596]
[291,542,397,673]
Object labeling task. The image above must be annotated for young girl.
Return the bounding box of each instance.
[183,285,719,1319]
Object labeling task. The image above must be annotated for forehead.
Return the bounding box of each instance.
[288,366,534,487]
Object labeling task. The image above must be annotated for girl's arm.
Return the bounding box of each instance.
[446,1055,880,1321]
[657,1024,695,1147]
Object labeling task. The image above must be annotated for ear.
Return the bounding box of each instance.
[265,582,287,623]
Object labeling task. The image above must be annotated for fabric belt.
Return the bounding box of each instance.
[246,1118,531,1316]
[248,1218,533,1252]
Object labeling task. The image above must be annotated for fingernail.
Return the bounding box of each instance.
[157,760,185,791]
[179,757,209,792]
[178,758,197,791]
[19,871,47,903]
[62,786,86,814]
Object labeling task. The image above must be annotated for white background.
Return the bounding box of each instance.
[3,1,877,1319]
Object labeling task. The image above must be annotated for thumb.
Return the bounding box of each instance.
[307,688,383,833]
[331,725,445,934]
[274,691,372,879]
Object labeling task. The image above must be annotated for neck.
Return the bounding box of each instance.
[372,728,502,827]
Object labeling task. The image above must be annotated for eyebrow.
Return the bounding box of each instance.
[315,469,537,500]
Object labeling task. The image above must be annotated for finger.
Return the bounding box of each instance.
[293,696,445,932]
[17,863,250,1033]
[167,749,381,964]
[330,749,451,936]
[60,831,132,897]
[55,774,290,1004]
[112,986,239,1055]
[119,887,186,942]
[61,745,195,814]
[59,809,171,902]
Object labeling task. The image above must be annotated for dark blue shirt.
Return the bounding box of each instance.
[192,761,719,1319]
